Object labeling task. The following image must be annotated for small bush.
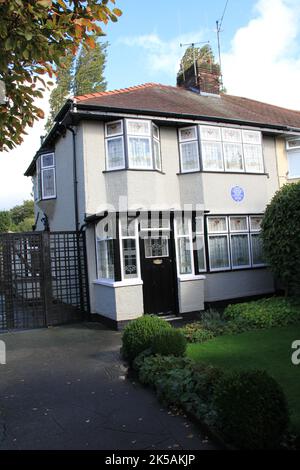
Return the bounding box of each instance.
[138,355,192,388]
[122,315,171,363]
[224,297,300,329]
[214,370,289,449]
[181,323,215,343]
[152,329,187,357]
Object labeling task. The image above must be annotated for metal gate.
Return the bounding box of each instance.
[0,231,89,331]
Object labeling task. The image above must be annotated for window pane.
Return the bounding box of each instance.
[127,120,150,136]
[288,150,300,178]
[106,120,122,137]
[251,234,265,265]
[177,237,192,274]
[209,235,230,270]
[144,237,169,258]
[153,139,162,170]
[222,127,242,143]
[179,126,197,142]
[244,144,264,173]
[230,216,248,232]
[201,141,223,171]
[176,216,190,235]
[250,216,263,231]
[196,235,205,271]
[42,168,55,198]
[223,143,244,171]
[242,130,261,145]
[107,137,125,169]
[153,124,159,139]
[200,125,221,141]
[287,139,300,150]
[207,217,227,233]
[231,234,250,267]
[120,217,136,237]
[122,239,138,278]
[180,141,199,172]
[97,239,114,279]
[41,153,54,168]
[128,137,152,168]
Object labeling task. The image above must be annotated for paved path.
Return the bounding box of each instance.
[0,323,216,450]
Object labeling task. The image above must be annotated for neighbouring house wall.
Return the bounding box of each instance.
[204,269,275,302]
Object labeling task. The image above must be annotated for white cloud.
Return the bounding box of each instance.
[119,31,208,79]
[222,0,300,109]
[0,90,51,210]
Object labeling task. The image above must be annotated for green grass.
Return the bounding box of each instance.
[187,326,300,433]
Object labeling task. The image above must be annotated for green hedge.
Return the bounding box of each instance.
[224,297,300,329]
[122,315,171,363]
[152,329,187,357]
[214,370,289,449]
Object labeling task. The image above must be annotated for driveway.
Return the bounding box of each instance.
[0,323,216,450]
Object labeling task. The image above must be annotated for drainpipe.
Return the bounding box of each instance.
[67,126,79,232]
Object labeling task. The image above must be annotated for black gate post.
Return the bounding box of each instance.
[41,231,53,326]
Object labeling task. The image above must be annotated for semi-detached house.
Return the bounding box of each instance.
[25,70,300,328]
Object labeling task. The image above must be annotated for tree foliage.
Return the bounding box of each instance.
[0,200,34,233]
[178,44,219,75]
[261,182,300,295]
[0,0,122,151]
[0,211,11,233]
[45,41,107,131]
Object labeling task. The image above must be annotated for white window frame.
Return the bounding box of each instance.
[179,126,200,173]
[105,119,124,138]
[250,233,266,267]
[119,217,141,281]
[207,227,231,272]
[40,152,56,200]
[95,233,115,282]
[105,134,125,171]
[229,216,249,233]
[198,125,264,174]
[153,123,162,171]
[286,138,300,150]
[195,215,206,273]
[144,235,169,259]
[174,215,195,277]
[287,149,300,179]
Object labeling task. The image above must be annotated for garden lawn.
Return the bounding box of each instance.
[187,326,300,433]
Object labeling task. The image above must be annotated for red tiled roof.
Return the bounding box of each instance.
[74,82,300,129]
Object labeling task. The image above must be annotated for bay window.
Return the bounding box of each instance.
[105,119,162,171]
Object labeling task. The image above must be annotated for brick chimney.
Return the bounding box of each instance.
[177,60,221,96]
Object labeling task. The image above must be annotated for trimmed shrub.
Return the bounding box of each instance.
[152,329,187,357]
[181,323,215,343]
[122,315,171,363]
[138,355,192,388]
[224,297,300,329]
[214,370,289,449]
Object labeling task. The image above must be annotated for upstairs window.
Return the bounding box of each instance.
[286,139,300,179]
[105,119,162,171]
[178,125,264,174]
[178,126,200,173]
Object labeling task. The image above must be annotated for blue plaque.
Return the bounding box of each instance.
[231,186,244,202]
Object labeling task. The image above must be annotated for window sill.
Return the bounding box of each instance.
[178,274,206,282]
[103,169,165,175]
[93,279,143,288]
[177,171,268,176]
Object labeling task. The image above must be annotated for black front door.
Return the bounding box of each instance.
[140,234,176,315]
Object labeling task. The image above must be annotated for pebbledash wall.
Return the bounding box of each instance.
[34,120,278,324]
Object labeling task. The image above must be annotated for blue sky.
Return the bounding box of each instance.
[104,0,256,89]
[1,0,300,210]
